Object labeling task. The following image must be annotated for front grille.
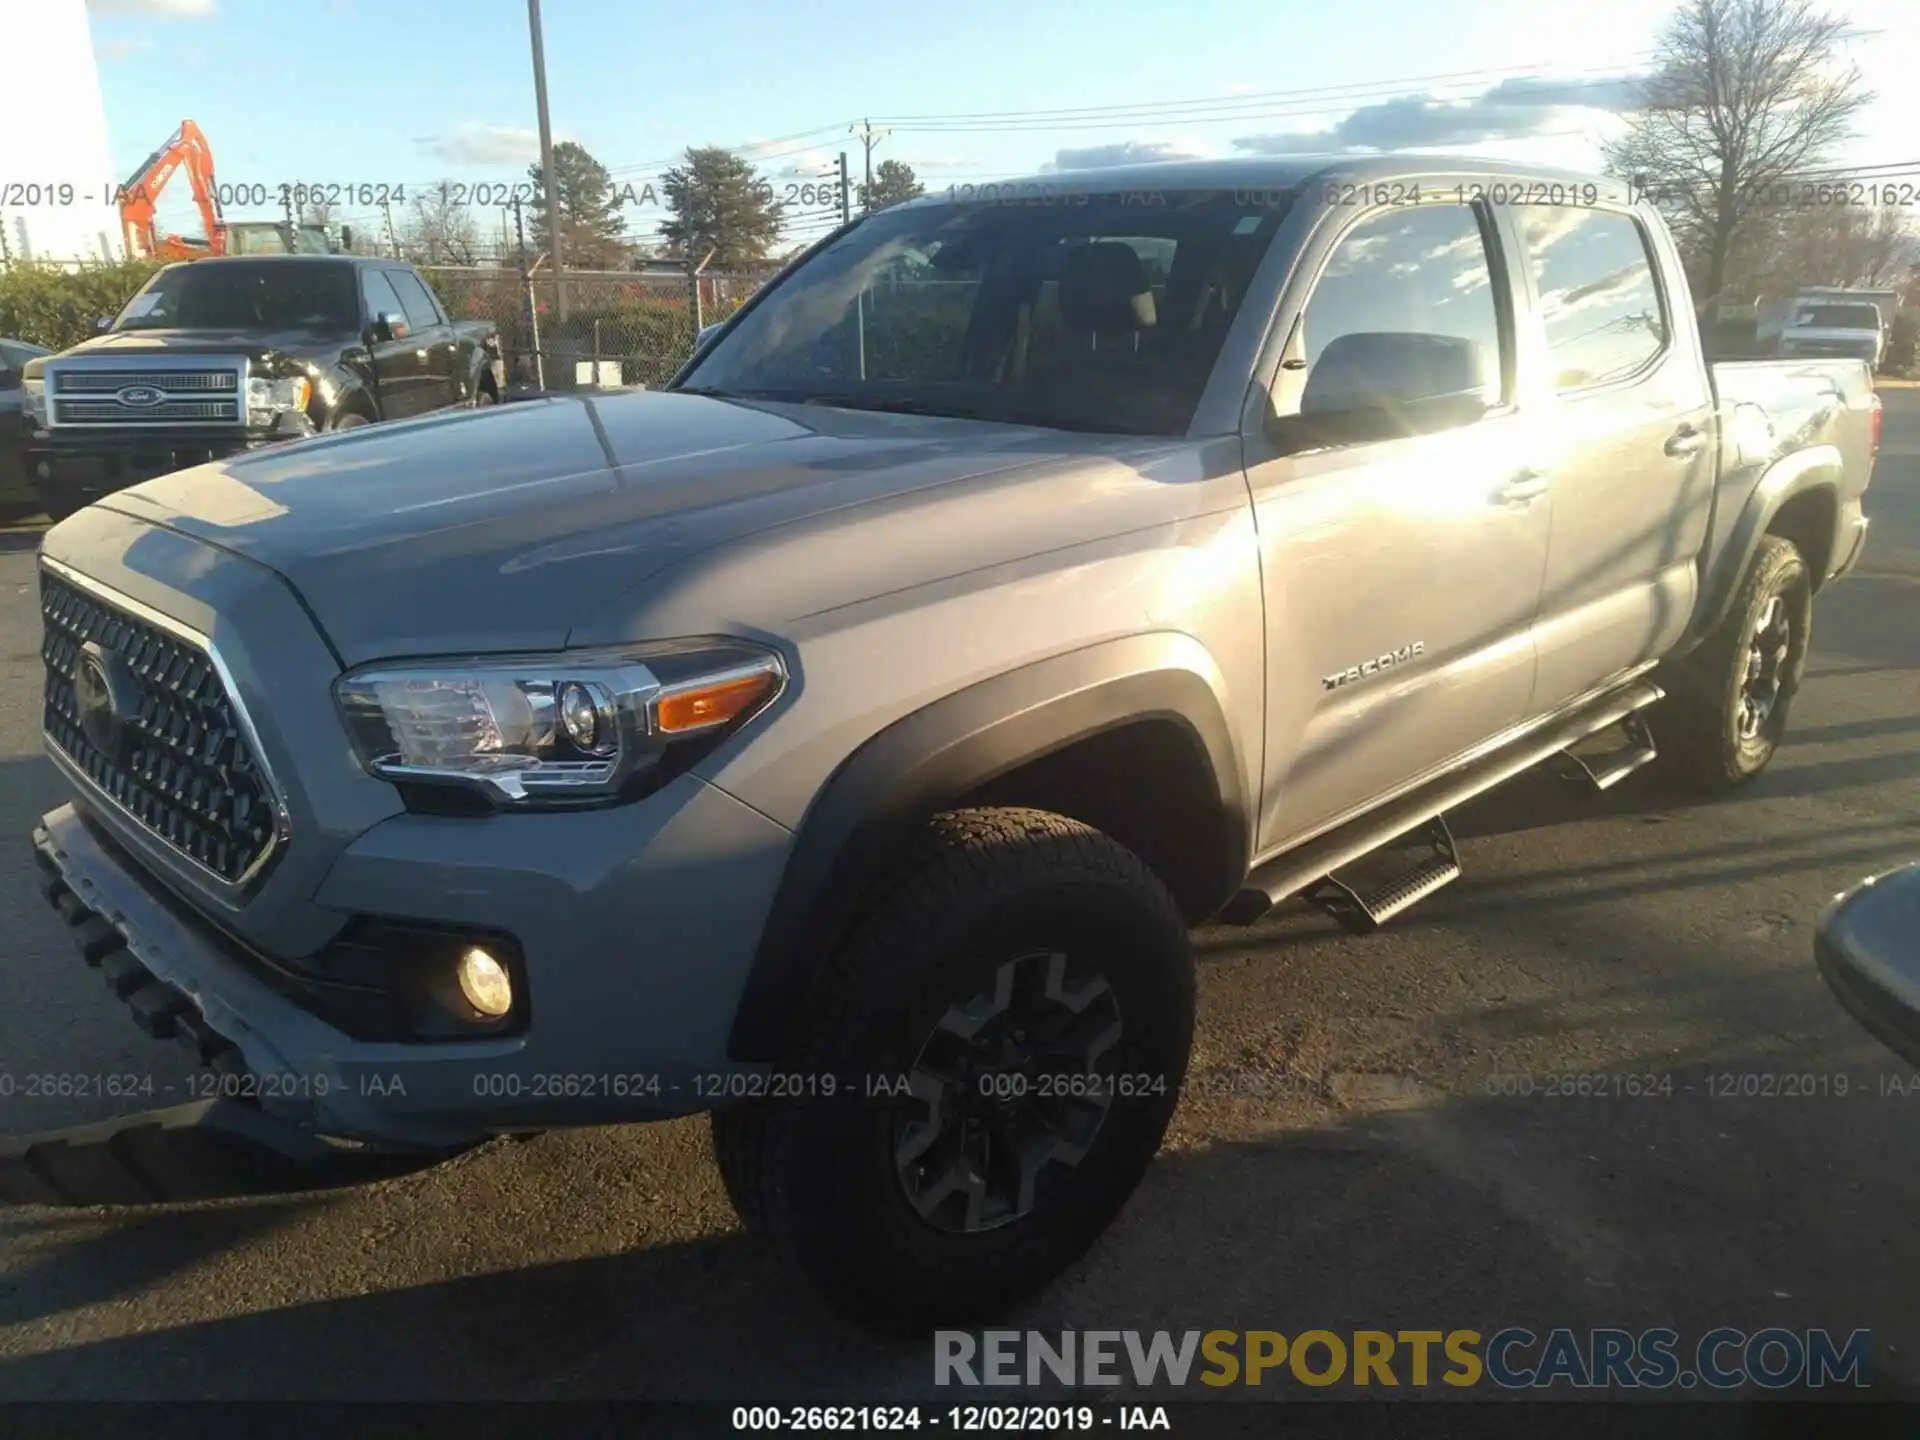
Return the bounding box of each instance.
[49,365,244,427]
[55,400,239,423]
[40,570,280,886]
[54,371,238,393]
[1789,342,1876,359]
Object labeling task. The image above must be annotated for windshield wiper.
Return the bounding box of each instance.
[800,394,1141,435]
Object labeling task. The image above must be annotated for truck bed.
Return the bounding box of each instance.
[1703,358,1879,590]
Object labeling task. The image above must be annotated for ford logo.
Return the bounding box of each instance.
[115,385,164,408]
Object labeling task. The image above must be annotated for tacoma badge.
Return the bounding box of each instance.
[1323,641,1426,691]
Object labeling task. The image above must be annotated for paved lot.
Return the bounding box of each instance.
[0,392,1917,1403]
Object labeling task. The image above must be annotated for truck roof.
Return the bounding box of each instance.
[157,254,399,271]
[901,152,1635,206]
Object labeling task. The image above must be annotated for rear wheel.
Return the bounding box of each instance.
[1657,535,1812,793]
[330,412,372,432]
[712,806,1194,1332]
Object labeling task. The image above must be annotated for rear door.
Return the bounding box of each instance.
[388,269,459,410]
[1242,194,1554,852]
[1503,203,1715,709]
[360,268,431,419]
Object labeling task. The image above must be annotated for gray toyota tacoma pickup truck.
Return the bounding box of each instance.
[11,155,1880,1331]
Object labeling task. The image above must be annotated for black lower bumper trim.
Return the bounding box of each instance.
[0,1099,443,1208]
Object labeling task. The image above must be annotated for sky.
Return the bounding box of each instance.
[42,0,1920,256]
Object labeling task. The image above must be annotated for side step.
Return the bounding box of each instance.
[1559,708,1658,791]
[1222,675,1664,927]
[1304,814,1461,934]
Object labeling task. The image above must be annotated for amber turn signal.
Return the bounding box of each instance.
[655,670,779,734]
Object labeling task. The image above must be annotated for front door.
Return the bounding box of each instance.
[389,269,459,410]
[361,268,432,419]
[1243,196,1553,853]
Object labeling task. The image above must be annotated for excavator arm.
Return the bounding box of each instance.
[118,120,224,261]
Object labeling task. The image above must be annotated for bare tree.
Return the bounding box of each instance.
[399,182,481,266]
[1604,0,1871,313]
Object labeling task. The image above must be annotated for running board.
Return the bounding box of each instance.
[1222,676,1665,927]
[1304,814,1461,934]
[1558,708,1658,791]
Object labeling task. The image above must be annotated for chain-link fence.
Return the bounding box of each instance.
[421,264,766,391]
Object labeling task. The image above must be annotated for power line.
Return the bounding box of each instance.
[863,56,1654,128]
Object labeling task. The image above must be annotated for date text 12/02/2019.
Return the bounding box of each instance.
[730,1405,1171,1431]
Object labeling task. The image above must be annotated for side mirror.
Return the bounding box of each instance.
[370,311,408,343]
[1816,864,1920,1067]
[93,315,113,334]
[694,322,722,351]
[1266,331,1492,453]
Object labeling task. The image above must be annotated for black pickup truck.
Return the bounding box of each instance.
[19,256,502,520]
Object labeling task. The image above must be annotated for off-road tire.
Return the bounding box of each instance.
[711,806,1194,1332]
[1657,535,1812,793]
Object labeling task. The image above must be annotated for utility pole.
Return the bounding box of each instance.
[381,196,400,258]
[280,185,297,254]
[527,0,569,326]
[850,118,889,214]
[513,196,544,391]
[838,152,851,224]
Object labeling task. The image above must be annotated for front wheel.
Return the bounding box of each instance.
[712,807,1194,1332]
[1657,535,1812,793]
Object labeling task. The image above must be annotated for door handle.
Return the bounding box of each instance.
[1493,469,1551,505]
[1665,424,1707,457]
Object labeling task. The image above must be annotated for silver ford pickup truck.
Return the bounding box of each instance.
[11,155,1880,1331]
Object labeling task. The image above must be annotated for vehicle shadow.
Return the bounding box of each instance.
[2,1001,1916,1408]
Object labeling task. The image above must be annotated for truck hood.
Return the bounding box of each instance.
[44,327,360,374]
[97,390,1077,663]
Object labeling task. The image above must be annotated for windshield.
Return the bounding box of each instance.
[114,261,360,333]
[675,190,1293,436]
[1795,304,1882,329]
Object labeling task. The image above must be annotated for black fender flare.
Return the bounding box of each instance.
[1684,445,1843,651]
[318,365,380,426]
[726,633,1251,1062]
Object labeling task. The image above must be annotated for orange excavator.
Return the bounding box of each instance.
[118,120,333,261]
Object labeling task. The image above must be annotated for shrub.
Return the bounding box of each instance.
[1882,309,1918,378]
[0,260,165,350]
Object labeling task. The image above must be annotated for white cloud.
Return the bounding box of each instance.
[96,35,152,59]
[87,0,215,15]
[1233,73,1645,155]
[416,122,550,167]
[1042,139,1215,173]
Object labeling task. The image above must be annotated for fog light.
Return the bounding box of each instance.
[456,946,513,1017]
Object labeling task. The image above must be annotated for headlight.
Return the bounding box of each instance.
[23,376,47,426]
[246,375,312,426]
[333,640,786,807]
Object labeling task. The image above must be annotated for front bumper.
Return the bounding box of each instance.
[27,423,309,505]
[33,765,796,1148]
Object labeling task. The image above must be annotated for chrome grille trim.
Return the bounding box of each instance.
[44,355,250,429]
